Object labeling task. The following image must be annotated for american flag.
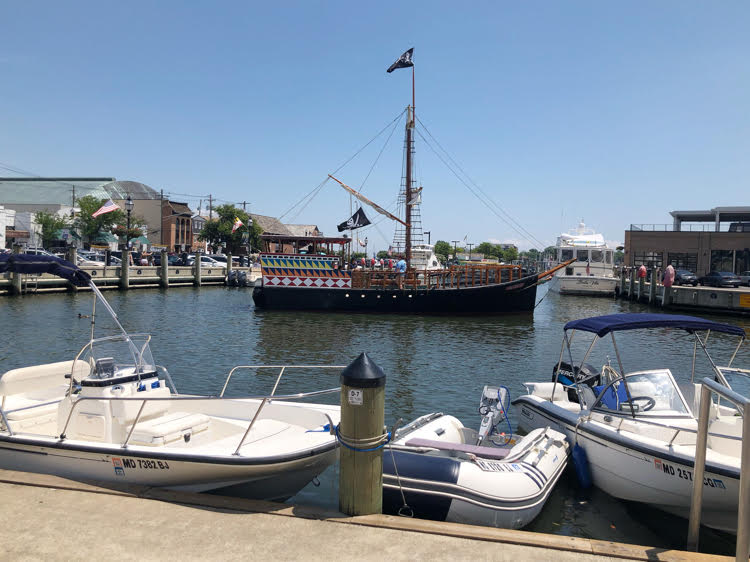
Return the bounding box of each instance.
[92,199,119,217]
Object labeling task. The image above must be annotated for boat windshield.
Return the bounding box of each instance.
[76,334,156,381]
[593,370,690,416]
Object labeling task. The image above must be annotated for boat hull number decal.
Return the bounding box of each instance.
[112,457,170,475]
[654,458,725,489]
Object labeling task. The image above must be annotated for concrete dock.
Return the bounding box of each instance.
[0,469,728,561]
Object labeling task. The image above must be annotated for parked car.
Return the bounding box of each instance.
[208,254,240,265]
[186,255,224,268]
[23,248,56,257]
[673,269,698,286]
[152,254,182,266]
[739,271,750,287]
[698,271,742,288]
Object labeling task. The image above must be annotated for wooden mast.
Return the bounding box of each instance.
[405,65,415,267]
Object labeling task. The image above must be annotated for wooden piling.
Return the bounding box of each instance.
[194,249,202,287]
[638,274,645,302]
[11,245,22,295]
[160,249,169,288]
[628,270,635,300]
[339,352,386,516]
[120,250,130,290]
[649,269,657,303]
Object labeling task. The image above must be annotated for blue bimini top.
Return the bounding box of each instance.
[564,313,746,338]
[0,253,91,287]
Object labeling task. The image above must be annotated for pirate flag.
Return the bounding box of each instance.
[387,48,414,73]
[337,207,371,232]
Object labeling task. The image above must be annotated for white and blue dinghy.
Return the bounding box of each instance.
[0,254,340,501]
[383,386,568,529]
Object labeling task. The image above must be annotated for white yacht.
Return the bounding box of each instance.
[410,243,442,271]
[552,221,617,296]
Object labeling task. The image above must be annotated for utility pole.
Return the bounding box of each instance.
[451,240,459,265]
[424,231,431,245]
[209,194,213,220]
[243,201,246,212]
[467,243,474,261]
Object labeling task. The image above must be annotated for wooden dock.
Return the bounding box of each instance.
[617,269,750,316]
[0,250,260,295]
[0,468,727,561]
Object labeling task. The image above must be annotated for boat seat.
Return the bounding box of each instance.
[404,437,511,460]
[0,360,89,396]
[129,412,211,446]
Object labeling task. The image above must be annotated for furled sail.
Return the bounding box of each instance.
[328,174,408,227]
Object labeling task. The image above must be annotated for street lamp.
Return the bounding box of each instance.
[125,195,133,249]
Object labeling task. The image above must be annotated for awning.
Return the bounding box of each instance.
[93,231,118,243]
[5,229,29,239]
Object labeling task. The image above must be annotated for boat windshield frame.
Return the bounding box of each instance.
[589,368,693,419]
[70,333,156,391]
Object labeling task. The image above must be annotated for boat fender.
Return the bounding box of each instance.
[572,443,592,489]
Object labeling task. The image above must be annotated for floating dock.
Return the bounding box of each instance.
[0,468,729,561]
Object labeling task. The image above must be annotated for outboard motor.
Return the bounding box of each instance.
[238,270,248,287]
[476,385,510,446]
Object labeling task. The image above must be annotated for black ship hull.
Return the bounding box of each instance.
[252,274,538,314]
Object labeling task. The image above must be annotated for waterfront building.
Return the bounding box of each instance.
[625,206,750,275]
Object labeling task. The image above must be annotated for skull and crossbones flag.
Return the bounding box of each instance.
[337,207,371,232]
[387,48,414,73]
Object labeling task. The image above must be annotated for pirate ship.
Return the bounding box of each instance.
[252,49,569,314]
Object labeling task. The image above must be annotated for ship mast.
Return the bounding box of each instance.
[405,65,415,267]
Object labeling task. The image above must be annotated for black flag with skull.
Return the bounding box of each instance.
[387,48,414,73]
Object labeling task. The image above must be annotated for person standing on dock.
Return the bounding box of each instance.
[638,264,647,279]
[663,264,675,288]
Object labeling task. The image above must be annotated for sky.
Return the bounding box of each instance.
[1,1,748,252]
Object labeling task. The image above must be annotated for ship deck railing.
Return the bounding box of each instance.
[350,264,525,290]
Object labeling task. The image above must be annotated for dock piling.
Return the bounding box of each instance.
[160,249,169,288]
[194,250,202,287]
[339,352,386,516]
[120,250,130,290]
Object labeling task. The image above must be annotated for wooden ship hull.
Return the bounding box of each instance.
[252,261,539,314]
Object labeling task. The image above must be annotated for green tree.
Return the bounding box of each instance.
[502,246,519,262]
[74,195,134,244]
[475,242,498,259]
[198,204,262,253]
[376,250,390,260]
[34,210,71,249]
[434,240,452,263]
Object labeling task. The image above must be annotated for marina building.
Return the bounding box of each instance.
[624,206,750,275]
[0,178,193,251]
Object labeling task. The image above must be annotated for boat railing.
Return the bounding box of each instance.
[350,264,524,290]
[687,377,749,560]
[219,364,346,398]
[56,385,340,454]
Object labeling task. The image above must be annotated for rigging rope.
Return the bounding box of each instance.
[279,109,407,221]
[415,118,549,250]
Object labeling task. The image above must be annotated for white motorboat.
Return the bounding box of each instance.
[0,253,340,501]
[513,313,748,533]
[551,221,618,296]
[383,385,568,529]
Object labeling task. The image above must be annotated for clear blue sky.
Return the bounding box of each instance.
[2,1,748,251]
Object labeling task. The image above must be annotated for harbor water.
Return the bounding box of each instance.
[1,285,747,555]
